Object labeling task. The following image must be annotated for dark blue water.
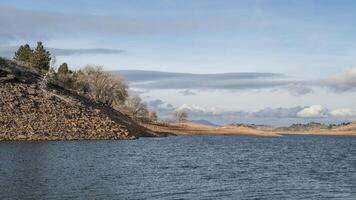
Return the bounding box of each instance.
[1,135,356,200]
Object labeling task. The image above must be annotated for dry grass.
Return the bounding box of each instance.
[276,122,356,136]
[281,129,356,136]
[145,121,356,137]
[144,122,280,137]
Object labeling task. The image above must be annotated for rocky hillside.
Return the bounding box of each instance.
[277,122,329,132]
[0,58,155,140]
[331,122,356,132]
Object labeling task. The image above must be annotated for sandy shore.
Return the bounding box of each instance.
[145,122,280,137]
[145,122,356,137]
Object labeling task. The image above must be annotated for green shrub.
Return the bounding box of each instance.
[58,62,69,74]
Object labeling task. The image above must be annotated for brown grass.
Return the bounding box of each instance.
[144,122,280,137]
[145,121,356,137]
[280,130,356,136]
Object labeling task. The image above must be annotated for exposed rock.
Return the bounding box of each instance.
[0,58,156,140]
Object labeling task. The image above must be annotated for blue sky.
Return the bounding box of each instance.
[1,0,356,125]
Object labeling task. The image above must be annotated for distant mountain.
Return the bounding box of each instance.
[190,119,219,127]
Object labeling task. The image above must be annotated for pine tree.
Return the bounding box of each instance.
[58,62,69,74]
[13,44,33,64]
[31,41,51,71]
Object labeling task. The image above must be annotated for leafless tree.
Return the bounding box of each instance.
[148,111,158,122]
[123,96,149,121]
[74,65,128,108]
[173,110,188,123]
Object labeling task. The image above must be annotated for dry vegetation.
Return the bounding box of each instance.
[279,122,356,136]
[144,122,280,137]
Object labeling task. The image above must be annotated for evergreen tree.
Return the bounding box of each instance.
[58,62,69,74]
[13,44,33,64]
[31,41,51,71]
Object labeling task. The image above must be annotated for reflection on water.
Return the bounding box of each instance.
[1,135,356,199]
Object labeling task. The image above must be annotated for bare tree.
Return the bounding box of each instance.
[40,54,57,92]
[173,110,188,123]
[123,96,149,121]
[74,65,128,108]
[148,111,158,122]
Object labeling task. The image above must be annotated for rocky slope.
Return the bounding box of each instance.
[0,58,155,140]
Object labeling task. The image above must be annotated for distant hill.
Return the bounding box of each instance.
[277,122,328,131]
[229,123,274,131]
[190,119,219,127]
[229,121,356,135]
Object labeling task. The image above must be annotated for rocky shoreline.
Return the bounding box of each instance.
[0,58,155,141]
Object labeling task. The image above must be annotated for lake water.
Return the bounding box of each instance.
[1,135,356,200]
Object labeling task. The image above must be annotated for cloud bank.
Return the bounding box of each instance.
[296,105,328,118]
[116,70,291,91]
[0,46,124,58]
[116,66,356,96]
[321,66,356,92]
[145,97,356,125]
[0,6,215,43]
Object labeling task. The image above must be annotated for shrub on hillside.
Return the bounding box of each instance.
[58,62,69,75]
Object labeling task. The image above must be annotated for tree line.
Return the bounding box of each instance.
[13,42,188,123]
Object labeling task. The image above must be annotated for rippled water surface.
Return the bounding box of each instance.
[1,135,356,199]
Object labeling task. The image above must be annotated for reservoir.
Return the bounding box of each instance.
[1,135,356,199]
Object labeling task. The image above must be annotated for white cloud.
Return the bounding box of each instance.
[176,104,224,114]
[253,106,303,118]
[330,108,356,117]
[286,83,313,96]
[297,105,328,118]
[321,66,356,92]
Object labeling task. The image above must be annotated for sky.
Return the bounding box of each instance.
[1,0,356,125]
